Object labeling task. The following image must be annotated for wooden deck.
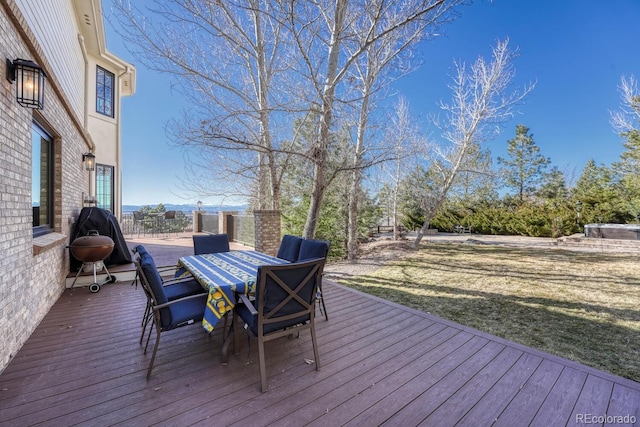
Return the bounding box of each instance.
[1,279,638,426]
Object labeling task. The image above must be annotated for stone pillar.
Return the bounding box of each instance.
[254,210,281,256]
[193,210,203,232]
[219,211,238,239]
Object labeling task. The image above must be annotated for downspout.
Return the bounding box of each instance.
[115,66,131,221]
[78,34,96,203]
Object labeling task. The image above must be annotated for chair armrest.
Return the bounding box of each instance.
[160,265,195,285]
[237,293,258,315]
[161,276,193,286]
[153,292,206,310]
[156,265,180,277]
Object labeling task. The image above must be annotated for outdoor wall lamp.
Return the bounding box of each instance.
[197,200,202,211]
[6,58,47,109]
[83,152,96,171]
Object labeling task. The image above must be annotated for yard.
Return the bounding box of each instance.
[338,242,640,382]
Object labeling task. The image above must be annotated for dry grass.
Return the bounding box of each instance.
[339,243,640,382]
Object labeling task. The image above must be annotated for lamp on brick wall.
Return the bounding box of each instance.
[83,152,96,171]
[6,58,47,109]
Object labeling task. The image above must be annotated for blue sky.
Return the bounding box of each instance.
[103,0,640,205]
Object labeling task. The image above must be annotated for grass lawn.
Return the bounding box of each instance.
[339,243,640,382]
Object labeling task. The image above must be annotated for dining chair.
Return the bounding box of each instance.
[162,210,176,236]
[134,247,208,378]
[297,238,331,321]
[276,234,303,262]
[233,258,325,392]
[193,233,230,255]
[133,245,207,344]
[132,210,151,237]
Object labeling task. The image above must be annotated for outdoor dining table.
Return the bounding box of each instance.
[177,250,288,333]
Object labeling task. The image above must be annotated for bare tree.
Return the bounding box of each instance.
[110,0,463,236]
[413,38,535,247]
[376,97,423,241]
[289,0,464,239]
[110,0,299,209]
[343,2,451,259]
[610,75,640,134]
[610,74,640,197]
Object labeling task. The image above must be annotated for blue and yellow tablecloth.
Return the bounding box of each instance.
[177,250,288,332]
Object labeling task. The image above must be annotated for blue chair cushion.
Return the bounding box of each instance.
[139,250,207,330]
[276,235,303,262]
[236,298,310,335]
[164,279,206,300]
[167,294,207,329]
[193,234,230,255]
[135,244,149,256]
[235,302,258,334]
[297,239,330,261]
[139,251,167,306]
[139,250,175,328]
[136,244,204,299]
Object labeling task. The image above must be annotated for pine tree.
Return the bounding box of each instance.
[498,125,550,203]
[537,166,568,200]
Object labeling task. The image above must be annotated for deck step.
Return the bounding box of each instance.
[558,234,640,252]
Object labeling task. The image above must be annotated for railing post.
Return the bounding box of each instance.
[219,211,238,240]
[253,210,281,256]
[193,210,203,232]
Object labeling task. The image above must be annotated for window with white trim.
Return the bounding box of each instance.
[96,164,114,212]
[96,66,114,117]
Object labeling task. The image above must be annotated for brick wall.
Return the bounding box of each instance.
[253,210,281,256]
[0,1,91,373]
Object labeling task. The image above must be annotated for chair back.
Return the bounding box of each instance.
[193,233,230,255]
[255,258,324,334]
[297,238,330,261]
[133,245,172,328]
[276,234,303,262]
[164,210,176,220]
[133,210,143,221]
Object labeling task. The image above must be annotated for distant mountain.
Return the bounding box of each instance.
[122,203,247,213]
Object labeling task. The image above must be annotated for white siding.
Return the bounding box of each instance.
[16,0,85,120]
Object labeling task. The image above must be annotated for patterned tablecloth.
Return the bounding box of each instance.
[177,250,288,332]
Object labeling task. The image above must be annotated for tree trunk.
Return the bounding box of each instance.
[303,162,326,239]
[392,186,399,241]
[347,85,371,261]
[347,168,362,261]
[302,0,347,238]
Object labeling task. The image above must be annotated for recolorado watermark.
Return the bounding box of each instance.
[576,413,637,424]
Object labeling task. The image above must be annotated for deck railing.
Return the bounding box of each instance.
[231,214,255,247]
[121,211,191,236]
[200,213,220,235]
[198,212,254,247]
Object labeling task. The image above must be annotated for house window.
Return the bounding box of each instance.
[32,121,54,236]
[96,66,114,117]
[96,164,114,212]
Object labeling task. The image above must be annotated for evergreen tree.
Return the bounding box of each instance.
[609,75,640,221]
[498,125,550,203]
[615,130,640,175]
[574,160,614,205]
[537,166,568,200]
[611,130,640,220]
[572,159,629,223]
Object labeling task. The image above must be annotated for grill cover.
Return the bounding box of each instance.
[70,207,132,270]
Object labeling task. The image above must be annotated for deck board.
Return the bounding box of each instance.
[0,279,638,427]
[419,345,524,426]
[492,358,565,426]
